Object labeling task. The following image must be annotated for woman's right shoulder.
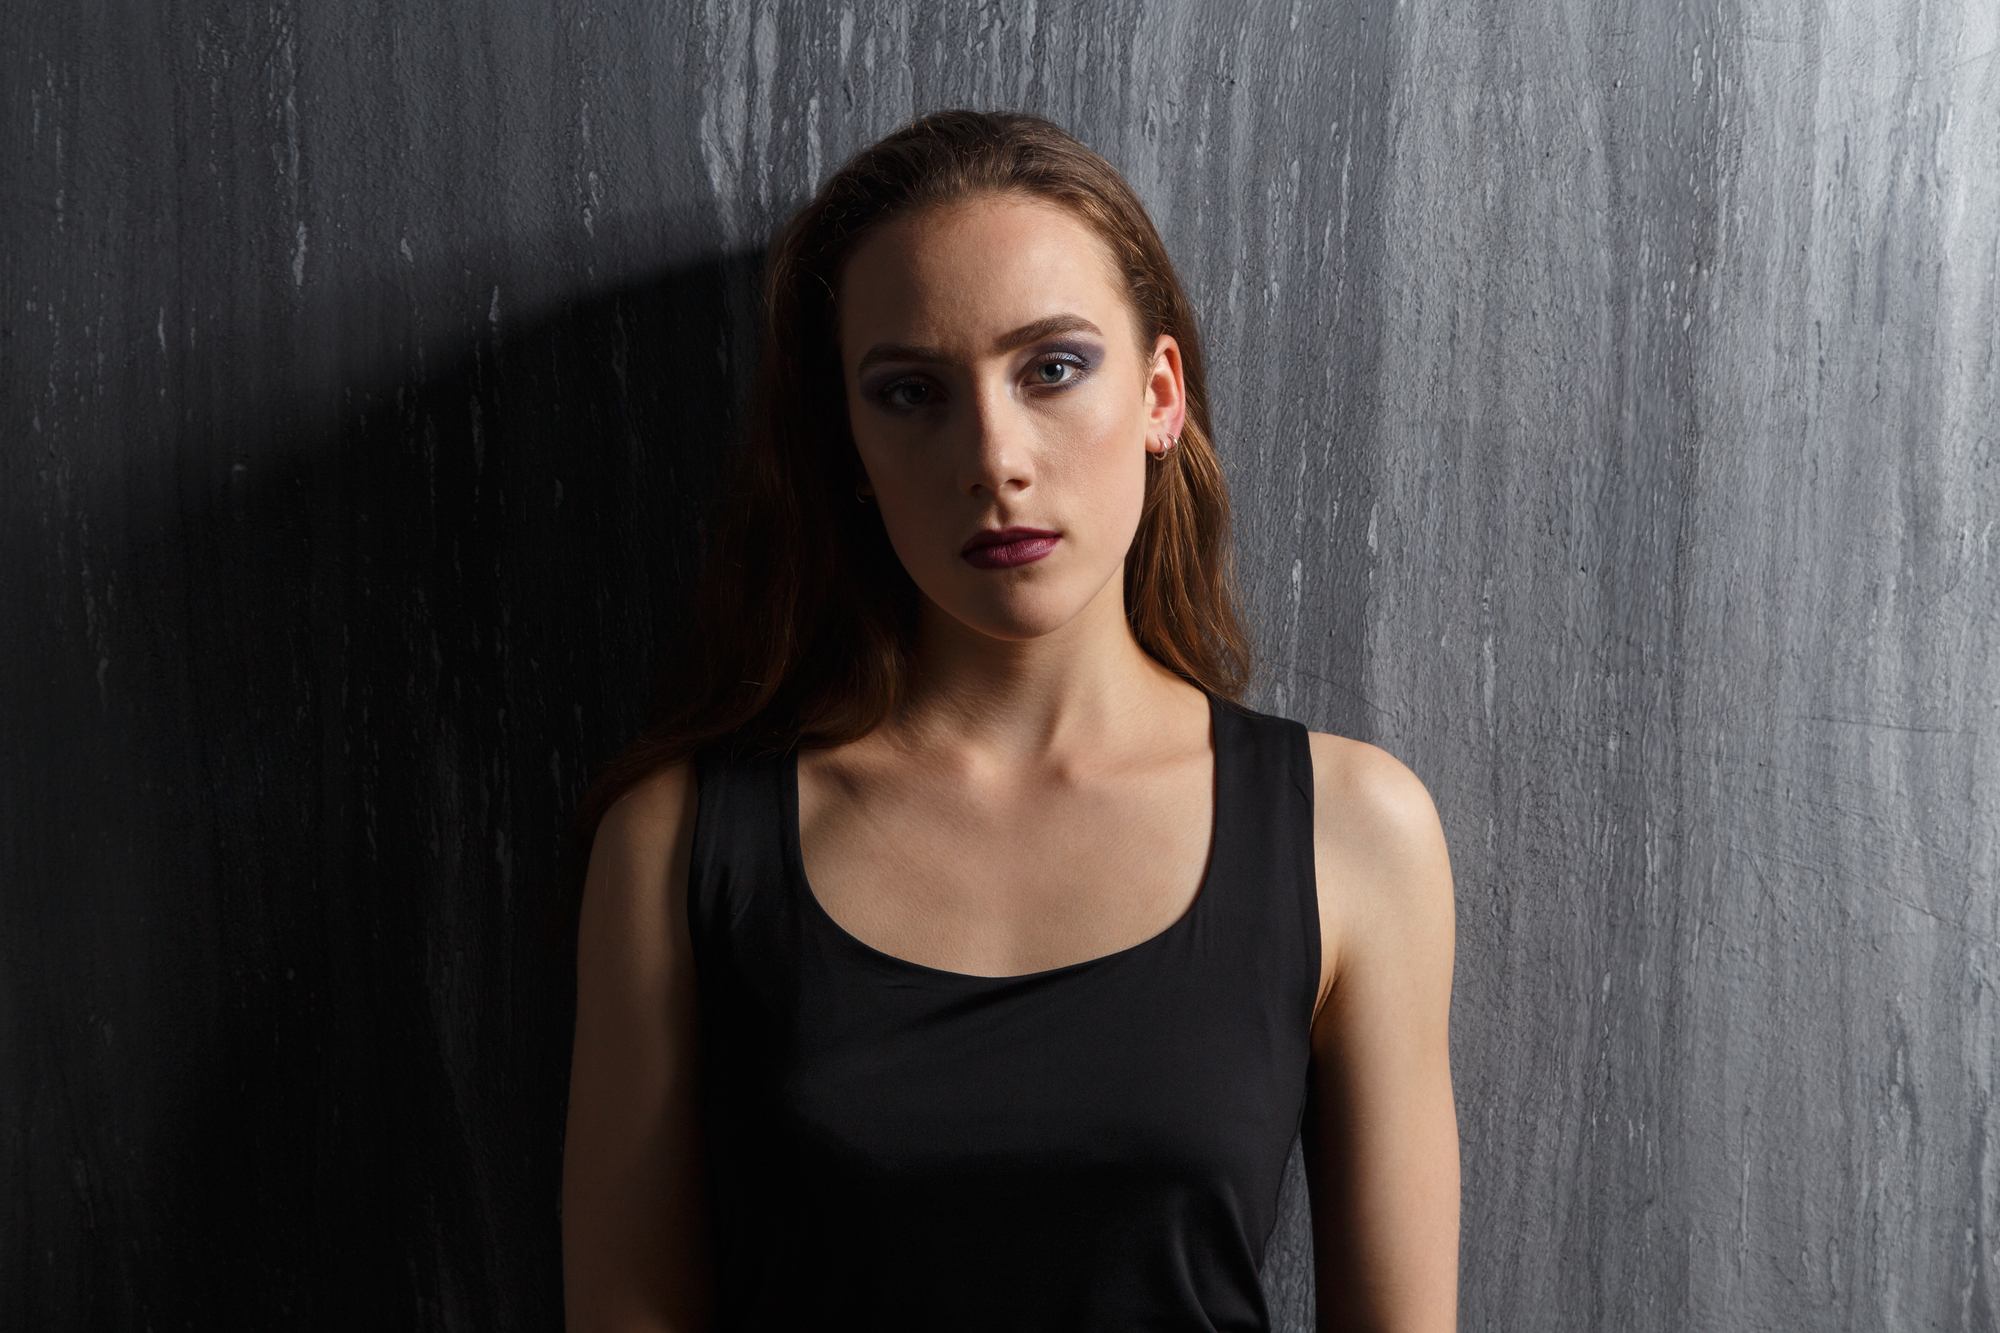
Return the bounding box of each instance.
[586,760,699,904]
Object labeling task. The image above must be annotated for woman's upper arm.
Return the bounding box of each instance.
[563,762,710,1333]
[1304,734,1459,1332]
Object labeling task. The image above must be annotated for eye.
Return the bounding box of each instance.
[879,380,935,408]
[1028,356,1085,388]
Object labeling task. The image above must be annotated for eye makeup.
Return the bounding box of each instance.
[1023,339,1101,386]
[860,336,1105,410]
[1025,349,1091,389]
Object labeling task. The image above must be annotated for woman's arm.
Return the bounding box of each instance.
[563,763,711,1332]
[1304,735,1459,1332]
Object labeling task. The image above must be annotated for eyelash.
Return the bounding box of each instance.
[1029,354,1089,388]
[872,353,1092,409]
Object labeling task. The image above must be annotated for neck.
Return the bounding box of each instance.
[891,568,1189,758]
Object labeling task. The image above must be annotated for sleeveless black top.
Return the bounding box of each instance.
[688,697,1319,1332]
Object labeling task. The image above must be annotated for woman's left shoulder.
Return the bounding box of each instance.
[1304,733,1440,847]
[1302,732,1454,970]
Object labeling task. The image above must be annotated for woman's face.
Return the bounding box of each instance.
[838,194,1184,645]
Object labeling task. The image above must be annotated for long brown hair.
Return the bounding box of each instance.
[572,109,1249,846]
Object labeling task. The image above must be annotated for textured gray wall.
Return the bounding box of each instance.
[5,1,1996,1329]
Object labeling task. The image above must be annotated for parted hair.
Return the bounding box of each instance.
[572,109,1249,848]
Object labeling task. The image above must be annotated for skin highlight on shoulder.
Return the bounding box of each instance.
[1305,732,1455,1011]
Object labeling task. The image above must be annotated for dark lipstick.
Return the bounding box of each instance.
[960,526,1060,570]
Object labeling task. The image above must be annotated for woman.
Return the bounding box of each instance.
[562,110,1457,1332]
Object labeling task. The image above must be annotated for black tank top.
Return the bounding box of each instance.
[687,696,1319,1332]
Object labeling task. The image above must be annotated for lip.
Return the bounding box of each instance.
[960,526,1060,570]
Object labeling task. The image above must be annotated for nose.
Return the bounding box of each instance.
[960,382,1032,499]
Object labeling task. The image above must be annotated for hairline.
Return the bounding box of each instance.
[829,185,1158,369]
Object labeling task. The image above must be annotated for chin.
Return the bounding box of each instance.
[935,577,1102,643]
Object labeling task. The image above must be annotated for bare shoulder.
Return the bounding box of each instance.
[1299,735,1460,1328]
[566,759,710,1329]
[591,762,696,872]
[581,761,698,944]
[1305,734,1444,864]
[1305,733,1454,992]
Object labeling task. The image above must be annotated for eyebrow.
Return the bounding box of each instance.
[855,313,1105,374]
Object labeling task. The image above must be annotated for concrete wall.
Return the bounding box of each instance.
[5,1,1995,1328]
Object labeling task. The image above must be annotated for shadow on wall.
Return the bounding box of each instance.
[32,248,762,1330]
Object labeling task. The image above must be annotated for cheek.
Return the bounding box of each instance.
[852,433,945,513]
[1044,396,1149,533]
[848,428,959,574]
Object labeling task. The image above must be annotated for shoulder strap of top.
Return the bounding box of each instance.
[1209,699,1322,1021]
[688,743,792,946]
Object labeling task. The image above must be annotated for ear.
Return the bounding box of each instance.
[1144,334,1187,451]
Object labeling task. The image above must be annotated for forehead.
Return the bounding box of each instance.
[838,195,1134,357]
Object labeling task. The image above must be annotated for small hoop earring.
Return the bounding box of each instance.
[1155,434,1178,456]
[855,484,873,504]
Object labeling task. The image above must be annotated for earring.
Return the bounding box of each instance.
[1153,433,1178,456]
[855,484,873,503]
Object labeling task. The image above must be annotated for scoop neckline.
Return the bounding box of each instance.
[782,693,1225,985]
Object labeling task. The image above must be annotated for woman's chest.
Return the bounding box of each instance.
[796,744,1217,977]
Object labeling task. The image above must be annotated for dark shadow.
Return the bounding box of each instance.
[29,248,764,1331]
